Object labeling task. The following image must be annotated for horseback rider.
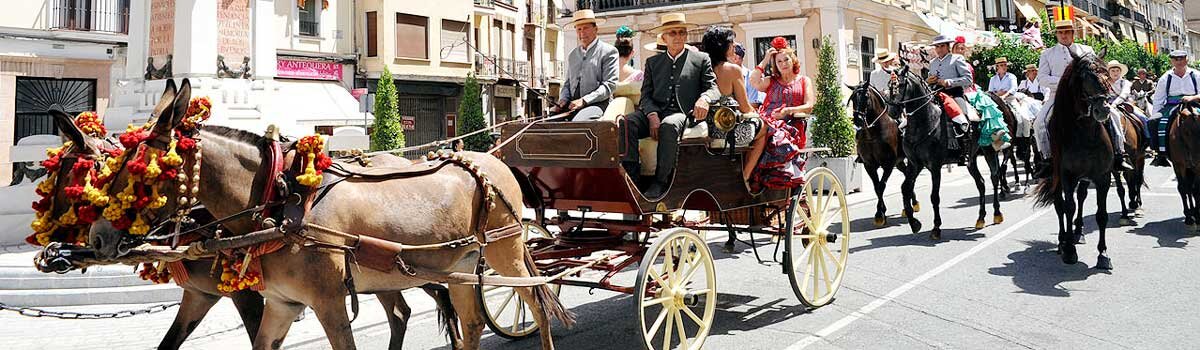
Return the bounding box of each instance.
[926,35,972,139]
[987,57,1017,98]
[1148,50,1200,166]
[870,49,900,99]
[1017,64,1045,101]
[1034,19,1133,178]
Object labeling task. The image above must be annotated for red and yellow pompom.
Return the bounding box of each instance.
[181,96,213,131]
[217,256,262,293]
[295,135,331,188]
[74,111,107,137]
[138,262,172,284]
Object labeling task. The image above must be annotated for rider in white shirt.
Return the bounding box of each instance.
[1148,50,1200,166]
[1016,64,1045,100]
[987,57,1017,97]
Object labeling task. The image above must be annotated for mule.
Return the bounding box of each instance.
[41,107,460,350]
[1033,49,1116,270]
[847,82,918,227]
[1167,101,1200,232]
[86,79,570,350]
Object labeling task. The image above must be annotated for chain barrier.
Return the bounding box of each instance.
[0,301,180,320]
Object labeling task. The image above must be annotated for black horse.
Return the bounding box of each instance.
[848,82,918,227]
[888,65,953,240]
[1033,49,1115,270]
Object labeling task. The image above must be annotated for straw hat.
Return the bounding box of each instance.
[567,9,605,28]
[1024,64,1038,73]
[873,49,898,63]
[643,34,667,52]
[649,13,697,33]
[1107,60,1128,77]
[1054,19,1075,30]
[994,57,1009,66]
[931,35,954,46]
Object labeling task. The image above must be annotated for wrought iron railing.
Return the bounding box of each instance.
[514,60,531,82]
[49,0,129,34]
[300,20,319,36]
[577,0,712,12]
[475,55,498,77]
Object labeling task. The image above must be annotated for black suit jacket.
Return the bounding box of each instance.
[639,49,722,117]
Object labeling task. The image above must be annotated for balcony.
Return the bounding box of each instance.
[546,60,564,81]
[49,0,129,34]
[475,55,498,77]
[577,0,714,13]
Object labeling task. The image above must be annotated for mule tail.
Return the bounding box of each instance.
[423,283,460,344]
[523,249,575,328]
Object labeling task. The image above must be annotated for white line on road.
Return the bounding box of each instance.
[785,208,1052,349]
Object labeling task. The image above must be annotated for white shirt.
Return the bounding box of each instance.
[1037,43,1094,96]
[1109,77,1131,103]
[1151,67,1200,114]
[1017,78,1044,95]
[988,72,1017,94]
[869,67,893,97]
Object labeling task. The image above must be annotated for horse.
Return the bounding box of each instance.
[888,64,954,240]
[1113,104,1149,225]
[986,92,1034,194]
[85,79,561,350]
[961,92,1009,229]
[847,81,918,227]
[39,107,460,350]
[1033,49,1115,269]
[1167,101,1200,232]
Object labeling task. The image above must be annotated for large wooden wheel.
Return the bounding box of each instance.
[636,228,716,350]
[784,167,851,307]
[477,223,561,339]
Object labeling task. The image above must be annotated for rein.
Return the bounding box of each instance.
[358,112,570,157]
[853,86,890,129]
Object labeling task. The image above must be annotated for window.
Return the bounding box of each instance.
[441,19,469,63]
[396,13,429,59]
[299,0,318,36]
[860,36,875,82]
[366,12,378,57]
[754,35,795,68]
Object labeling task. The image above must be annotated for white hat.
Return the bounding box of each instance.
[1169,50,1189,58]
[931,35,954,46]
[873,49,898,63]
[649,13,698,34]
[567,10,605,28]
[1107,60,1128,77]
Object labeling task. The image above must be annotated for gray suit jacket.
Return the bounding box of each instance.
[639,49,721,117]
[559,40,619,106]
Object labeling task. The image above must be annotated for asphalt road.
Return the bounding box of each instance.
[301,163,1198,350]
[4,163,1195,350]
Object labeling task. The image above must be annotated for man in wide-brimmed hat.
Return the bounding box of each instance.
[553,9,619,121]
[1033,19,1133,177]
[620,12,720,199]
[869,49,900,98]
[987,57,1017,98]
[1017,64,1045,100]
[928,34,973,145]
[1148,50,1200,166]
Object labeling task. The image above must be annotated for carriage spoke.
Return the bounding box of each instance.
[680,255,703,285]
[662,309,675,350]
[643,296,673,307]
[675,309,689,349]
[647,267,669,290]
[799,242,816,295]
[511,294,524,333]
[821,244,841,274]
[647,306,670,341]
[818,245,833,293]
[811,246,821,297]
[681,304,704,327]
[493,291,515,320]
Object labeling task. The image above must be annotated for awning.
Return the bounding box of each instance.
[1013,0,1040,22]
[269,79,370,136]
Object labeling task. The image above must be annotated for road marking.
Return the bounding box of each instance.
[785,208,1052,349]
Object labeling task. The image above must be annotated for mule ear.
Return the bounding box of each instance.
[169,78,192,127]
[150,80,178,133]
[49,107,91,152]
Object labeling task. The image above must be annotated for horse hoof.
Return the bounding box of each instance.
[722,242,736,254]
[930,228,942,241]
[1074,234,1086,245]
[993,214,1004,225]
[1059,242,1079,265]
[1095,255,1113,270]
[912,202,922,213]
[1135,208,1145,218]
[975,219,986,230]
[910,220,923,235]
[874,217,886,227]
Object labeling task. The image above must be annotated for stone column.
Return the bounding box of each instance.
[173,0,218,77]
[125,0,150,80]
[252,0,277,79]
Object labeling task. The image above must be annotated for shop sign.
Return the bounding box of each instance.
[401,116,416,131]
[277,58,342,80]
[495,85,517,98]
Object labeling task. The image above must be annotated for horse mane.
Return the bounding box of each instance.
[1035,53,1107,207]
[202,125,272,148]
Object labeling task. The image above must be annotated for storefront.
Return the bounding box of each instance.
[364,79,462,155]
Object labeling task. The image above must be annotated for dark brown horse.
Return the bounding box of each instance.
[1113,105,1148,225]
[86,79,570,349]
[986,92,1029,195]
[41,107,459,350]
[889,65,951,240]
[1033,49,1115,269]
[1167,101,1200,231]
[848,82,917,227]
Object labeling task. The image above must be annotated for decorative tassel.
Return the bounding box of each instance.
[130,215,150,235]
[296,153,321,187]
[57,206,78,225]
[148,186,167,209]
[161,140,183,167]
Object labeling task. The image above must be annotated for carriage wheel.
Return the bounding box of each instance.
[785,167,851,308]
[477,223,561,339]
[636,228,716,350]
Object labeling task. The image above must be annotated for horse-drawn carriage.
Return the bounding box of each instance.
[478,117,852,349]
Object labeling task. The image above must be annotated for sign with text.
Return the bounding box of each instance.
[401,116,416,131]
[276,59,342,81]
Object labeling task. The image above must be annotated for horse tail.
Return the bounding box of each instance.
[423,284,460,343]
[524,248,576,327]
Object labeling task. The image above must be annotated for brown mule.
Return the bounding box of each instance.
[44,96,458,350]
[86,79,571,350]
[1167,102,1200,231]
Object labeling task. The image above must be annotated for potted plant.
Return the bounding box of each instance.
[808,36,861,193]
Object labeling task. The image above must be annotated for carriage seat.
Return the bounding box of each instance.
[596,82,711,176]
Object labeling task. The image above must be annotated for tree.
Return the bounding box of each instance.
[810,36,855,158]
[970,30,1041,86]
[457,73,490,152]
[370,66,404,151]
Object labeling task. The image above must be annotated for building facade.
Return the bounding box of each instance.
[0,0,129,185]
[355,0,564,152]
[571,0,981,88]
[1188,0,1200,58]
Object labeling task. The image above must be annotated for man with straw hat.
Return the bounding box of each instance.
[620,12,721,199]
[553,9,619,121]
[1148,50,1200,166]
[1033,18,1133,177]
[928,33,973,147]
[869,49,900,98]
[1016,64,1045,100]
[987,57,1017,98]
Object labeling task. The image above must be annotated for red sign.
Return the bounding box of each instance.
[401,116,416,131]
[350,88,368,100]
[277,59,342,80]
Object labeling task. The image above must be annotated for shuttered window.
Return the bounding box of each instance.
[365,12,377,57]
[441,19,469,63]
[396,13,428,59]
